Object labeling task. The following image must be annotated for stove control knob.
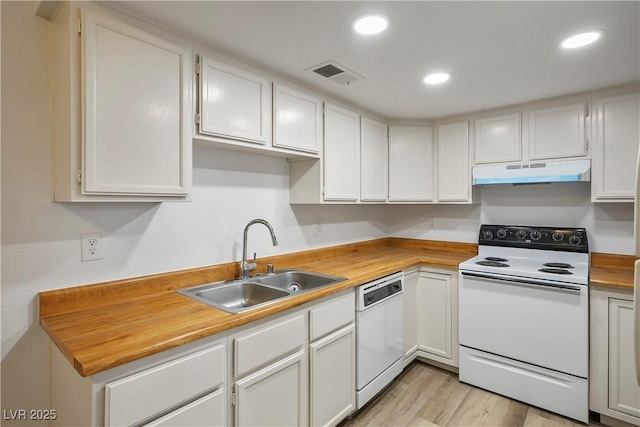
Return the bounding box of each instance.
[483,230,494,240]
[552,232,564,242]
[530,230,541,240]
[496,229,507,238]
[515,230,526,239]
[569,235,581,245]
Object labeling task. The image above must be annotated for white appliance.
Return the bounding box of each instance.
[634,146,640,386]
[473,158,591,185]
[355,272,403,409]
[458,225,590,423]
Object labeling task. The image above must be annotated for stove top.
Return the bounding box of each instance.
[460,225,590,285]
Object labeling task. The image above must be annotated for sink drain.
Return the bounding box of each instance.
[288,282,301,292]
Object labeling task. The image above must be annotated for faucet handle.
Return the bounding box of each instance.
[252,252,257,263]
[267,263,274,274]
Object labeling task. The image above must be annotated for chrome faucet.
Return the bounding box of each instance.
[241,219,278,279]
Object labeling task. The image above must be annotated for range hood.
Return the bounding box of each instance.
[473,159,591,185]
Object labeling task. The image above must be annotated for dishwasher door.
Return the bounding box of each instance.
[356,291,403,390]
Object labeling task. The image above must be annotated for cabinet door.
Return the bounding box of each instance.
[528,103,587,160]
[143,389,225,427]
[310,325,356,427]
[360,117,388,202]
[235,350,306,427]
[592,92,640,201]
[389,127,434,202]
[608,298,640,419]
[81,9,190,196]
[403,270,419,364]
[199,55,270,144]
[473,113,521,164]
[324,103,360,201]
[417,270,458,367]
[273,84,322,154]
[436,121,471,202]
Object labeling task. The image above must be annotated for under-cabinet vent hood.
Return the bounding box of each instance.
[473,159,591,185]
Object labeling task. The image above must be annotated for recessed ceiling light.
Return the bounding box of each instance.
[353,14,388,35]
[561,31,602,49]
[423,73,450,85]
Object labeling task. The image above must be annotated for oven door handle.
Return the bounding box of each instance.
[461,271,583,292]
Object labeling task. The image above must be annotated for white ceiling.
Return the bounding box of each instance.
[113,1,640,121]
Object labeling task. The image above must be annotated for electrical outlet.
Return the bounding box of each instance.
[314,222,323,237]
[81,233,102,261]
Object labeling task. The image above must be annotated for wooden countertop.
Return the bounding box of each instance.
[39,238,636,377]
[590,252,637,291]
[40,238,476,377]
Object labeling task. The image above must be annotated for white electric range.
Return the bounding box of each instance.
[458,224,590,423]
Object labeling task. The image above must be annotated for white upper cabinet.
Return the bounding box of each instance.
[436,121,473,202]
[389,127,434,202]
[592,91,640,202]
[52,4,192,201]
[528,102,587,160]
[324,103,360,201]
[473,113,522,164]
[273,84,322,154]
[198,55,271,145]
[360,117,388,202]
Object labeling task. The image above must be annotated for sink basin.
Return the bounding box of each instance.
[179,282,290,313]
[178,269,347,314]
[253,269,346,292]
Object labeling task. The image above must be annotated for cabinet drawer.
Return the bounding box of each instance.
[233,313,305,378]
[310,291,355,341]
[143,388,225,427]
[105,344,225,427]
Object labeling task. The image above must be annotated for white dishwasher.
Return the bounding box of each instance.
[355,271,404,409]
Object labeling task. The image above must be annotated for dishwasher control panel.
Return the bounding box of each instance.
[356,272,404,310]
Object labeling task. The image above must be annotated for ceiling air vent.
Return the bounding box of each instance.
[308,61,364,85]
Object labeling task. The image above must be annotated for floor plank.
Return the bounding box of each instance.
[341,361,595,427]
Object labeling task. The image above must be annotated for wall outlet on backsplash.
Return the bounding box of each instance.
[81,233,102,261]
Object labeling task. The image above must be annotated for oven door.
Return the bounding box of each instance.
[458,270,588,378]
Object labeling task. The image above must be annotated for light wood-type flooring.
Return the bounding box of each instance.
[340,361,602,427]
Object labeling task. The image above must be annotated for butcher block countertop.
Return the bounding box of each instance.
[590,252,637,291]
[39,237,635,377]
[40,238,476,377]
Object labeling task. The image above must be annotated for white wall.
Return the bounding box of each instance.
[390,182,635,254]
[1,1,635,422]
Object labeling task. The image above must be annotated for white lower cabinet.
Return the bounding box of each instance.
[402,268,420,365]
[49,290,357,427]
[310,325,356,427]
[234,350,306,427]
[417,268,459,368]
[309,290,356,427]
[229,310,307,427]
[105,343,226,427]
[229,290,355,427]
[50,334,227,427]
[143,389,225,427]
[590,286,640,426]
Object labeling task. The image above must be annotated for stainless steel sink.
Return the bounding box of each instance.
[253,269,346,292]
[179,281,290,313]
[178,269,347,314]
